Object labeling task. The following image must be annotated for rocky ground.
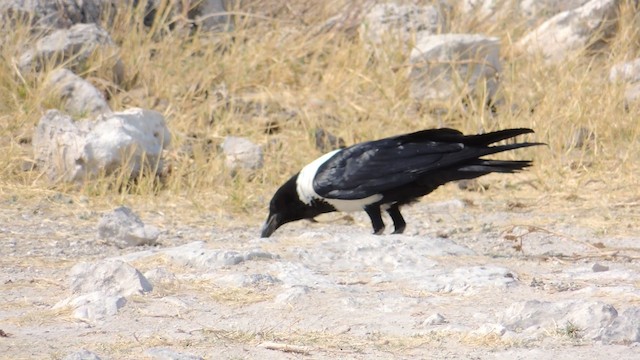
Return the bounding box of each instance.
[1,188,639,360]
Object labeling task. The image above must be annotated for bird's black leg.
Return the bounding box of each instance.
[387,204,406,234]
[364,205,385,235]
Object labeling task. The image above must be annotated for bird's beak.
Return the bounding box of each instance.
[260,213,280,238]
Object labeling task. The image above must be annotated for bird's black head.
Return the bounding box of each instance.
[261,174,309,238]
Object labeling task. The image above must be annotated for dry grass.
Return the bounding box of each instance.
[0,0,638,233]
[3,306,76,327]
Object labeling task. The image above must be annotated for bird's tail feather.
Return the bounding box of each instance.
[452,141,543,174]
[463,128,535,146]
[459,160,533,173]
[479,141,545,157]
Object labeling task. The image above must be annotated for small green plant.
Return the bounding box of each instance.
[553,320,583,341]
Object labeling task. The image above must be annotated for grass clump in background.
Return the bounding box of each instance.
[0,0,638,234]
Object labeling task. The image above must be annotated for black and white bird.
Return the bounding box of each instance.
[261,128,542,237]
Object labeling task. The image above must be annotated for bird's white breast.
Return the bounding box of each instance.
[296,149,382,212]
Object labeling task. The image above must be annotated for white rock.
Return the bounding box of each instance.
[361,3,445,45]
[144,267,177,285]
[53,258,152,321]
[423,313,447,326]
[45,69,111,116]
[472,323,507,336]
[18,23,121,77]
[461,0,591,21]
[601,307,640,344]
[98,207,160,248]
[592,263,609,272]
[221,136,263,171]
[83,108,170,177]
[377,265,516,294]
[459,0,508,18]
[310,233,473,267]
[297,233,476,289]
[517,0,620,63]
[409,33,501,102]
[127,0,232,32]
[0,0,103,29]
[63,349,102,360]
[501,300,618,339]
[54,291,127,322]
[161,241,279,269]
[244,249,279,261]
[269,262,332,288]
[609,58,640,83]
[520,0,592,19]
[625,83,640,105]
[33,107,170,182]
[191,0,232,31]
[145,348,203,360]
[33,110,88,181]
[274,286,311,304]
[453,266,516,286]
[68,259,153,297]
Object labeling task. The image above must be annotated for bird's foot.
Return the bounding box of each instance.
[391,225,406,234]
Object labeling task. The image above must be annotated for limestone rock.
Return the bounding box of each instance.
[472,323,507,336]
[409,33,501,102]
[625,83,640,105]
[161,242,279,269]
[19,23,120,74]
[221,136,263,171]
[191,0,233,31]
[54,259,151,322]
[520,0,593,19]
[45,69,111,117]
[517,0,620,63]
[62,349,103,360]
[461,0,592,23]
[501,300,618,339]
[55,291,127,322]
[0,0,104,30]
[143,267,178,286]
[601,307,640,344]
[361,3,446,45]
[83,108,170,178]
[98,207,160,248]
[68,259,153,297]
[459,0,510,19]
[33,108,171,182]
[592,263,610,272]
[610,58,640,83]
[423,313,447,326]
[609,58,640,106]
[33,110,88,182]
[274,286,310,304]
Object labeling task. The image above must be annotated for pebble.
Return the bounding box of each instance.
[422,313,447,326]
[592,263,610,272]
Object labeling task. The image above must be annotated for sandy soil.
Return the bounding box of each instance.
[1,189,640,359]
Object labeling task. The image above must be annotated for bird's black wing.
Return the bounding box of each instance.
[312,130,464,199]
[312,128,537,200]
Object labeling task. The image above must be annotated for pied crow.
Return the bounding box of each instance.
[261,128,542,237]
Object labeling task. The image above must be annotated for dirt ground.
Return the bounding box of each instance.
[1,186,640,359]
